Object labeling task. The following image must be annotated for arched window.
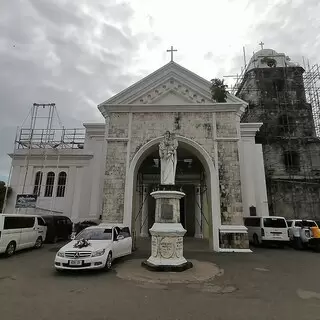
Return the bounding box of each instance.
[44,172,55,197]
[33,171,43,196]
[56,172,67,197]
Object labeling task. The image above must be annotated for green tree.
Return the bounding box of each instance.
[210,78,228,102]
[0,181,12,213]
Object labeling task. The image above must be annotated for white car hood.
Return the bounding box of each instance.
[60,240,112,252]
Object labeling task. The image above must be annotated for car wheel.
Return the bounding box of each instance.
[5,241,16,257]
[253,234,260,247]
[105,252,112,270]
[35,237,43,249]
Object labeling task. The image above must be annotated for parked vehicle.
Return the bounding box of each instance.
[54,224,132,271]
[287,219,319,249]
[0,214,47,257]
[42,215,72,243]
[73,220,98,236]
[309,226,320,252]
[244,216,289,247]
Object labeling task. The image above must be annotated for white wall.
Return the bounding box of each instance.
[240,124,269,217]
[5,123,106,223]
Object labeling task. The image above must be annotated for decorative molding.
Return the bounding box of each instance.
[216,137,239,141]
[100,103,246,115]
[9,150,94,161]
[130,78,211,105]
[106,137,129,142]
[240,123,263,138]
[219,248,252,253]
[83,123,105,137]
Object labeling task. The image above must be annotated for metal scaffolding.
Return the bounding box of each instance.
[15,103,85,150]
[303,63,320,137]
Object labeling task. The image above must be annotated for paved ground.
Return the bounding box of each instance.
[0,240,320,320]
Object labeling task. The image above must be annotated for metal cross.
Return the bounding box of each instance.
[259,41,265,50]
[166,46,177,62]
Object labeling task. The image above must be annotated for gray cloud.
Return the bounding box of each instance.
[0,0,319,180]
[246,0,320,64]
[0,0,153,179]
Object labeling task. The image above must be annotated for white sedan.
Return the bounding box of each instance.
[54,225,132,271]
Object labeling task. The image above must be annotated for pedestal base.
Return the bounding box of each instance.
[141,260,193,272]
[145,222,192,271]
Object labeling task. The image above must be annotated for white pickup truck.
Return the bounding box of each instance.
[286,219,318,249]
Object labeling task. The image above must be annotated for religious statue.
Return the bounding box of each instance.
[159,131,178,185]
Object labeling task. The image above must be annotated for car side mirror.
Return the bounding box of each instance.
[116,235,124,241]
[70,233,76,240]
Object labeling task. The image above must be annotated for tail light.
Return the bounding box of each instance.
[261,228,265,237]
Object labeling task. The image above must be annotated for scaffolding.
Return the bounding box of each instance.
[2,103,86,213]
[230,49,320,219]
[303,63,320,136]
[15,103,85,150]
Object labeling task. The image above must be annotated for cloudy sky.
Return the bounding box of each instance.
[0,0,319,181]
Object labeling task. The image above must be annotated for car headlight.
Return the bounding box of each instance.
[92,249,105,257]
[57,251,65,258]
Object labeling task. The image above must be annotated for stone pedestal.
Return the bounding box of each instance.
[142,190,192,271]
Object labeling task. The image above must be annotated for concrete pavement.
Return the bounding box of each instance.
[0,241,320,320]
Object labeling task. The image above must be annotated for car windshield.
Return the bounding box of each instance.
[302,221,317,228]
[75,228,112,240]
[263,218,287,228]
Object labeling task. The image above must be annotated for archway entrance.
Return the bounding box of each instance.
[125,135,221,251]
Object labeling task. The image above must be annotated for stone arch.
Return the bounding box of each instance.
[123,135,221,251]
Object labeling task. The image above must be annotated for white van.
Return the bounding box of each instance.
[244,216,289,247]
[0,214,47,257]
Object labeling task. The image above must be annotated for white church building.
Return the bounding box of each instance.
[5,60,269,252]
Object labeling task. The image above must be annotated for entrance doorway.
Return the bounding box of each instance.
[134,145,207,239]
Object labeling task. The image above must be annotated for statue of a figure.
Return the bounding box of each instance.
[159,131,178,185]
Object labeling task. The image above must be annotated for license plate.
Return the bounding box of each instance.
[69,260,82,266]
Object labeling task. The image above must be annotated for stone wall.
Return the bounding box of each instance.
[218,141,243,224]
[102,141,127,222]
[268,180,320,219]
[237,65,320,221]
[102,110,244,229]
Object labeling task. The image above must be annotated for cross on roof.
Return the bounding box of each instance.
[166,46,177,62]
[259,41,265,50]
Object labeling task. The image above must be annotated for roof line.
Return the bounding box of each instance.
[98,61,215,106]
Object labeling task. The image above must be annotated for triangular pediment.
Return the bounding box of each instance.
[146,89,197,105]
[98,61,246,107]
[129,77,211,105]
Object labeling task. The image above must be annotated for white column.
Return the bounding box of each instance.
[254,144,269,216]
[194,184,203,238]
[71,167,83,222]
[140,184,149,237]
[89,140,104,219]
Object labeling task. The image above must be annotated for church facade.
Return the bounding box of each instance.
[5,61,269,252]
